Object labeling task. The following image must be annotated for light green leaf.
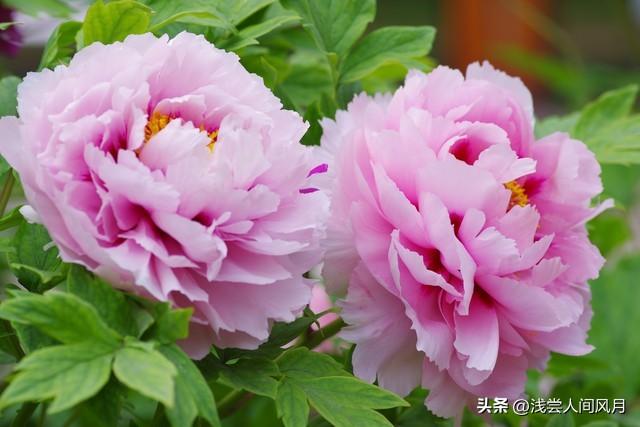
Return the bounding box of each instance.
[146,0,230,32]
[573,85,638,141]
[581,422,618,427]
[3,0,73,18]
[7,222,64,292]
[277,347,348,379]
[535,112,580,138]
[39,21,82,70]
[0,22,14,31]
[0,342,114,413]
[0,291,121,346]
[66,264,139,337]
[276,381,309,427]
[159,344,221,427]
[113,341,176,407]
[281,0,375,56]
[0,76,20,117]
[217,358,280,398]
[12,323,58,354]
[147,302,192,343]
[83,0,152,46]
[341,26,436,83]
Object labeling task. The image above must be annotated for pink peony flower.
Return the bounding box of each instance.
[321,62,611,417]
[0,32,328,358]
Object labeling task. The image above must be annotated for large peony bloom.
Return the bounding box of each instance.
[0,32,328,357]
[321,62,610,417]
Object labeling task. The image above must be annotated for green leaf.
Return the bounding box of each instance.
[0,76,20,117]
[223,14,299,50]
[0,206,24,232]
[145,0,230,32]
[66,264,139,337]
[0,22,15,31]
[0,342,114,413]
[276,381,309,427]
[39,21,83,70]
[215,0,275,25]
[83,0,152,46]
[302,376,408,411]
[573,85,638,141]
[0,291,121,346]
[3,0,73,18]
[546,414,575,427]
[113,341,176,407]
[341,26,436,83]
[158,344,221,427]
[12,323,58,354]
[581,422,618,427]
[7,222,64,292]
[277,347,347,379]
[77,379,125,427]
[217,358,280,398]
[535,112,580,138]
[146,302,192,343]
[281,0,375,56]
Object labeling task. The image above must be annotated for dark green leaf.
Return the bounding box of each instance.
[83,0,152,46]
[215,0,274,25]
[0,342,114,413]
[77,379,125,427]
[0,206,24,232]
[39,21,83,70]
[0,291,121,346]
[223,14,299,50]
[281,0,375,56]
[217,357,280,398]
[546,414,575,427]
[277,347,347,379]
[113,341,176,407]
[66,264,139,337]
[7,222,64,292]
[0,76,20,117]
[158,344,221,427]
[341,26,436,83]
[276,380,309,427]
[13,323,58,354]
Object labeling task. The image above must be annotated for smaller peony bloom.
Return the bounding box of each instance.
[0,32,328,358]
[0,6,22,57]
[321,62,610,417]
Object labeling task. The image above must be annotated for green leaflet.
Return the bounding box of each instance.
[82,0,151,46]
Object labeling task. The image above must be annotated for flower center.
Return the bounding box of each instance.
[144,112,218,151]
[504,180,528,208]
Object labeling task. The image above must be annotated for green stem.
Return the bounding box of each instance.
[150,404,164,426]
[217,389,249,419]
[11,402,38,427]
[297,318,346,350]
[0,172,15,217]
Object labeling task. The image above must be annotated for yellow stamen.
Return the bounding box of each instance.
[144,112,218,151]
[505,180,528,208]
[144,112,171,143]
